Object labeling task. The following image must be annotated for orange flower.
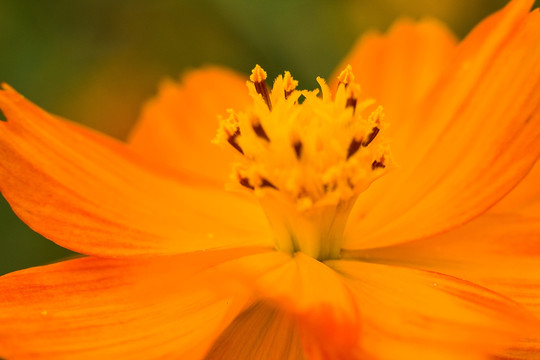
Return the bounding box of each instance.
[0,0,539,358]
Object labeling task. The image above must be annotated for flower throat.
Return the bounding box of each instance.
[215,65,391,260]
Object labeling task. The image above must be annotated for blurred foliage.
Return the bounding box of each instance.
[0,0,533,275]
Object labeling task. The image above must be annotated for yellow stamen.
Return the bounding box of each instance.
[283,71,298,99]
[249,65,272,110]
[250,64,267,83]
[337,64,355,86]
[215,65,392,260]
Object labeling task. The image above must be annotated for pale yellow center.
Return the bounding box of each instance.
[215,65,391,260]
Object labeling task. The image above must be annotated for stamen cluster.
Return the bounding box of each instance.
[216,65,391,212]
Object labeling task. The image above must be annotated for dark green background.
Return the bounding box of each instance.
[0,0,529,275]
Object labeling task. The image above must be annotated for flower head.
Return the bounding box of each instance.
[0,0,539,359]
[215,64,391,260]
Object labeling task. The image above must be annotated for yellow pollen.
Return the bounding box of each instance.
[283,71,298,97]
[250,64,267,83]
[337,64,355,86]
[215,65,392,260]
[249,65,272,110]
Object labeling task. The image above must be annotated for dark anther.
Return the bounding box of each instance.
[239,177,255,190]
[347,138,362,159]
[260,178,278,190]
[285,89,294,100]
[338,81,349,89]
[293,140,303,159]
[254,81,273,111]
[345,97,357,113]
[323,182,337,193]
[227,128,244,154]
[252,121,270,142]
[362,127,380,147]
[371,159,386,170]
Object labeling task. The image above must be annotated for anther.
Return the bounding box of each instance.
[239,176,255,190]
[293,141,303,159]
[283,71,298,99]
[362,127,380,147]
[260,178,278,190]
[227,128,244,154]
[214,110,244,154]
[345,83,361,114]
[290,131,303,159]
[345,97,357,112]
[369,106,384,126]
[337,64,355,88]
[251,118,270,142]
[347,137,362,159]
[250,65,272,111]
[372,158,386,170]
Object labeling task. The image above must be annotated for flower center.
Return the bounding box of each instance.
[215,65,391,260]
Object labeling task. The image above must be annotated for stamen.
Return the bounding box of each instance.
[290,131,303,160]
[362,127,380,147]
[260,178,278,189]
[369,106,384,126]
[347,137,362,159]
[216,67,393,260]
[251,118,270,142]
[372,158,386,170]
[283,71,298,99]
[293,141,303,159]
[337,64,355,88]
[345,83,361,114]
[250,65,272,111]
[227,128,244,154]
[214,109,244,154]
[239,176,255,190]
[345,97,357,111]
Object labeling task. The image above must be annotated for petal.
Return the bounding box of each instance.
[492,160,540,216]
[326,259,538,360]
[217,251,362,355]
[332,18,457,122]
[0,85,272,257]
[345,211,540,359]
[346,0,540,249]
[203,301,305,359]
[0,250,257,360]
[128,67,251,184]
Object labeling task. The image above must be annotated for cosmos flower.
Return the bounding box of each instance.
[0,0,539,358]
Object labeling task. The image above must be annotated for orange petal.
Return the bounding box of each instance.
[203,301,305,359]
[345,210,540,359]
[346,0,540,249]
[217,251,362,356]
[492,160,540,216]
[128,67,251,184]
[332,18,457,123]
[326,259,538,360]
[0,250,256,360]
[0,85,272,256]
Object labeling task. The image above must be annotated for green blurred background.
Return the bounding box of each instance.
[0,0,532,275]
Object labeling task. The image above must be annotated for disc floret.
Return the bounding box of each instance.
[215,65,392,260]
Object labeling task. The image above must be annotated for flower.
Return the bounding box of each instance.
[0,0,538,358]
